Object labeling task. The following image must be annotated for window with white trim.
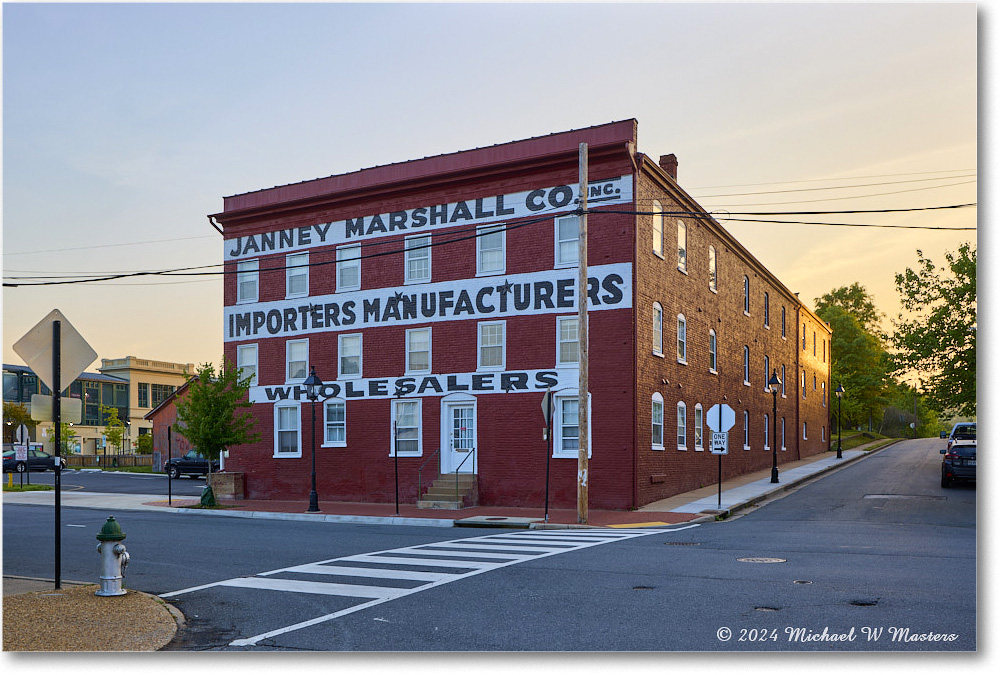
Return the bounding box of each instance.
[274,403,301,457]
[822,425,826,442]
[406,328,431,374]
[802,370,807,398]
[677,401,687,450]
[781,306,786,338]
[677,314,687,363]
[478,321,505,370]
[555,215,579,267]
[763,292,770,327]
[813,331,817,356]
[802,324,807,349]
[337,243,361,292]
[237,259,259,304]
[237,344,258,386]
[781,364,787,397]
[781,417,787,450]
[677,220,687,272]
[392,399,422,456]
[651,393,664,450]
[743,276,750,314]
[694,404,704,450]
[286,339,308,382]
[653,303,663,356]
[709,329,717,373]
[552,392,592,459]
[404,235,431,284]
[339,334,362,379]
[743,410,750,450]
[557,316,579,365]
[764,413,770,450]
[743,346,751,385]
[708,245,717,292]
[803,421,808,440]
[286,252,309,298]
[324,399,346,447]
[652,200,664,258]
[822,381,827,407]
[477,224,505,275]
[763,355,770,392]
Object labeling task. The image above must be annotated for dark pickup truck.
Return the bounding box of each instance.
[163,450,219,479]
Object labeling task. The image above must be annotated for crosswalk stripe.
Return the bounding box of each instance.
[381,548,535,560]
[343,554,505,569]
[276,564,455,582]
[219,577,408,599]
[413,541,570,553]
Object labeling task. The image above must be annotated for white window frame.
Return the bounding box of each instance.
[694,403,704,451]
[274,402,301,458]
[822,425,826,442]
[285,252,309,299]
[337,243,361,292]
[781,306,787,338]
[743,346,751,386]
[763,355,770,392]
[552,390,592,459]
[476,224,506,276]
[236,344,258,386]
[404,235,432,284]
[781,364,787,398]
[781,417,787,451]
[405,327,431,375]
[653,303,663,356]
[237,259,259,304]
[802,370,807,399]
[822,381,827,407]
[555,215,579,267]
[323,398,347,448]
[677,401,687,451]
[708,245,717,293]
[709,329,717,373]
[477,320,506,371]
[743,276,751,315]
[391,398,423,457]
[763,292,770,327]
[651,393,664,451]
[285,339,308,383]
[803,421,808,440]
[652,200,664,258]
[677,219,687,272]
[339,333,363,380]
[677,314,687,364]
[557,316,579,366]
[743,410,750,450]
[764,414,770,451]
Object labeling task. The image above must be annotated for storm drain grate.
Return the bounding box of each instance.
[754,606,781,612]
[849,598,879,607]
[632,586,655,590]
[665,542,701,546]
[737,557,787,563]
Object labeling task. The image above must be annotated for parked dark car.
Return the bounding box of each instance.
[163,450,218,479]
[941,441,976,488]
[3,447,66,473]
[941,422,976,452]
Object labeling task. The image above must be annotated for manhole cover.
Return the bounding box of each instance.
[754,606,781,612]
[737,557,787,563]
[793,580,813,585]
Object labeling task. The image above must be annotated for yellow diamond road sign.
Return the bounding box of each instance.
[12,309,98,394]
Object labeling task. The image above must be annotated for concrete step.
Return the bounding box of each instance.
[416,499,465,509]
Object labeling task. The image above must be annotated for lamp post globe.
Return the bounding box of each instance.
[768,370,781,484]
[835,384,845,459]
[303,367,324,513]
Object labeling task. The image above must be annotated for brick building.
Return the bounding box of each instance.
[213,119,831,510]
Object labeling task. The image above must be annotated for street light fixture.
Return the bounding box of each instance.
[768,370,781,484]
[303,367,324,513]
[835,384,845,459]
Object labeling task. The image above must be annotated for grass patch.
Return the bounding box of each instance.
[3,482,54,492]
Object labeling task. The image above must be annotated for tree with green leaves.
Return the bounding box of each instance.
[101,404,125,454]
[3,402,35,443]
[135,433,153,455]
[892,243,976,417]
[59,422,78,454]
[174,359,260,505]
[815,282,884,337]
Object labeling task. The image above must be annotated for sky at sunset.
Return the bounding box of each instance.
[2,1,980,372]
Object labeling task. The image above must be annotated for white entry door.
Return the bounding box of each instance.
[443,402,476,474]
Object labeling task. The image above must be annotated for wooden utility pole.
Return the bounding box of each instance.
[577,143,589,524]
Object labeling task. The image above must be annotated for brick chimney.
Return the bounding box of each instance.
[659,154,678,181]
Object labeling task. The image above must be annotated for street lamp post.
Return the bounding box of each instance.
[304,367,323,513]
[835,384,845,459]
[768,370,781,484]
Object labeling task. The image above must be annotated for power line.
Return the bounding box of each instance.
[2,234,218,257]
[694,179,976,206]
[691,172,975,196]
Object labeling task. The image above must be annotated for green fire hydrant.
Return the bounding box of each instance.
[95,516,130,597]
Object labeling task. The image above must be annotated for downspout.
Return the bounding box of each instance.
[207,215,224,235]
[628,142,640,510]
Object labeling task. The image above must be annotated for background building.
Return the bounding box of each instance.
[215,119,831,510]
[98,356,195,441]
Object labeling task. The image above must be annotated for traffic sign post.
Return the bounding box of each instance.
[706,403,735,510]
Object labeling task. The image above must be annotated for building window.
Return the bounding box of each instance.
[552,393,592,459]
[781,364,787,397]
[743,276,750,314]
[708,245,717,292]
[651,393,664,450]
[764,292,770,327]
[137,383,149,408]
[764,413,770,451]
[555,215,579,267]
[392,399,422,456]
[557,317,579,365]
[743,346,751,385]
[813,374,817,391]
[237,259,259,304]
[803,324,807,349]
[803,421,808,440]
[822,425,826,442]
[339,334,362,379]
[404,235,431,284]
[822,381,827,407]
[478,321,505,370]
[677,314,687,363]
[150,384,174,409]
[237,344,258,386]
[763,355,770,392]
[337,244,361,292]
[709,329,717,373]
[406,328,431,374]
[781,417,787,451]
[652,200,664,258]
[813,331,817,356]
[743,410,750,450]
[286,252,309,298]
[694,404,704,451]
[802,370,807,398]
[677,401,687,451]
[677,220,687,272]
[477,224,505,275]
[275,403,301,457]
[653,303,663,356]
[781,306,786,338]
[324,399,346,446]
[286,339,308,382]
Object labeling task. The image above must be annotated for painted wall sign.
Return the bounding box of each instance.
[225,263,632,341]
[224,175,633,260]
[250,368,574,404]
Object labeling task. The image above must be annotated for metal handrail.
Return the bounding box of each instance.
[453,447,476,503]
[417,448,441,500]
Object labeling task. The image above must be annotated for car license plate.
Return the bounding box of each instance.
[966,459,975,467]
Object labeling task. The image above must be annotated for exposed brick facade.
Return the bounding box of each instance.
[213,120,830,510]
